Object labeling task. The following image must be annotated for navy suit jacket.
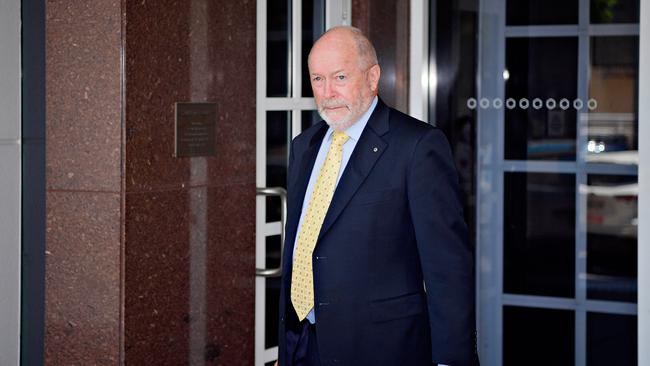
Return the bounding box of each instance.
[278,99,479,366]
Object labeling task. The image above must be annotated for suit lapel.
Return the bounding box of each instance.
[317,99,390,241]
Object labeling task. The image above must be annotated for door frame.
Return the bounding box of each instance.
[638,0,650,363]
[255,1,351,365]
[0,0,22,365]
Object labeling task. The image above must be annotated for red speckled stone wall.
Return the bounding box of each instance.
[123,0,256,364]
[45,1,122,364]
[45,1,256,364]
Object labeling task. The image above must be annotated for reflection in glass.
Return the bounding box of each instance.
[302,0,325,97]
[267,0,291,97]
[505,38,578,160]
[586,36,638,165]
[587,312,637,366]
[504,173,575,297]
[506,0,578,25]
[503,306,574,366]
[374,0,410,112]
[266,111,291,222]
[301,110,322,131]
[586,174,637,302]
[433,0,478,258]
[590,0,639,24]
[265,235,282,348]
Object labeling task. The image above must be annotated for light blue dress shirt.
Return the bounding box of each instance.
[292,96,378,324]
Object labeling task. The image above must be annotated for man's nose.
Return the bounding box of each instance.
[323,80,336,98]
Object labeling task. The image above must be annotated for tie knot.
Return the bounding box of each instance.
[332,131,349,146]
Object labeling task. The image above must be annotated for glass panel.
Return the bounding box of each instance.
[504,173,575,297]
[505,38,578,161]
[265,235,282,348]
[371,0,410,112]
[506,0,578,25]
[432,0,479,259]
[503,306,574,366]
[266,234,282,270]
[587,313,637,366]
[266,111,291,222]
[267,0,292,97]
[301,110,322,131]
[586,36,638,165]
[590,0,639,24]
[302,0,326,97]
[586,174,637,302]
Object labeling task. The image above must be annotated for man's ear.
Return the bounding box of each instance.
[368,64,381,92]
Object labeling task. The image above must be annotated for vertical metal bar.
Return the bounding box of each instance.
[476,0,506,364]
[575,1,590,365]
[255,2,268,364]
[409,0,429,122]
[292,0,302,99]
[292,0,303,138]
[0,1,22,363]
[292,109,302,139]
[427,0,437,126]
[637,0,650,363]
[494,3,507,364]
[325,0,350,29]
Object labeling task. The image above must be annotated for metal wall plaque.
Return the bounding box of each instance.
[174,102,217,157]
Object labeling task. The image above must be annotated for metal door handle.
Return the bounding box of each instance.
[256,187,287,277]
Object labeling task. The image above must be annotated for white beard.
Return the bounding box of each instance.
[318,96,369,131]
[320,109,355,131]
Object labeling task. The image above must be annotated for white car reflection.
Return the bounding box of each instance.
[584,181,637,238]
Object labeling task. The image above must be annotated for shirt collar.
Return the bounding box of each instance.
[325,96,378,143]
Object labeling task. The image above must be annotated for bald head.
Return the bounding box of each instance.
[309,26,378,69]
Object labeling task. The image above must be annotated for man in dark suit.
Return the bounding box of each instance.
[277,26,479,366]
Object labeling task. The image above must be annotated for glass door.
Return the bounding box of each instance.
[255,1,349,365]
[476,0,640,365]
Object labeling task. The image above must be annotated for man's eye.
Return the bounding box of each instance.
[313,76,322,82]
[336,75,346,80]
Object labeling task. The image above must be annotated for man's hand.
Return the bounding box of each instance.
[274,361,279,366]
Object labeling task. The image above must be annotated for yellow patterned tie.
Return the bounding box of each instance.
[291,131,349,320]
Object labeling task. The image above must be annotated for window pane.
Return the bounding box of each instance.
[590,0,639,24]
[506,0,578,25]
[267,0,292,97]
[586,174,637,302]
[301,110,322,131]
[586,37,638,166]
[505,38,578,161]
[302,0,326,97]
[587,312,637,366]
[265,235,282,348]
[265,276,281,349]
[266,111,291,222]
[504,173,575,297]
[503,306,574,366]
